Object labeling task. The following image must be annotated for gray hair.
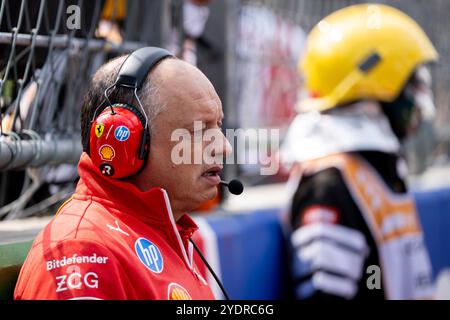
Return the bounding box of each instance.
[80,55,169,148]
[138,78,165,135]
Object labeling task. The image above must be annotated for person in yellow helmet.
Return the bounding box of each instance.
[280,4,437,300]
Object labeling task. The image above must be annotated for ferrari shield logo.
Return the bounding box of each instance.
[95,123,105,138]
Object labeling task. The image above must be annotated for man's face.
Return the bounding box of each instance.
[136,60,231,216]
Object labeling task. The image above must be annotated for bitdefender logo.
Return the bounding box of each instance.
[46,253,109,271]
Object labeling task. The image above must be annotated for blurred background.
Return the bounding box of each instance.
[1,0,450,299]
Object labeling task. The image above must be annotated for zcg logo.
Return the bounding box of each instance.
[135,238,164,273]
[55,267,99,293]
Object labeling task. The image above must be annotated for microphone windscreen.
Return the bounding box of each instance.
[228,179,244,195]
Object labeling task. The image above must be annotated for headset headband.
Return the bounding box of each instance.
[116,47,173,89]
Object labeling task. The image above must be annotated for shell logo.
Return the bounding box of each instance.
[99,144,115,161]
[168,283,192,300]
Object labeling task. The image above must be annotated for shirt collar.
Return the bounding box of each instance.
[177,214,199,240]
[75,153,199,237]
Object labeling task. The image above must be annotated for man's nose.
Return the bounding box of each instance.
[210,130,232,158]
[223,133,232,157]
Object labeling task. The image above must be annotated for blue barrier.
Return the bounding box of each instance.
[414,187,450,279]
[206,209,289,299]
[207,187,450,299]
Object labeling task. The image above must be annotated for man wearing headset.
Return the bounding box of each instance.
[14,48,231,300]
[280,4,437,300]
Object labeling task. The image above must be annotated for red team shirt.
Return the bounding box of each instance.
[14,153,215,300]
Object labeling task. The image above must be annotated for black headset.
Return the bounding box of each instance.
[84,47,173,178]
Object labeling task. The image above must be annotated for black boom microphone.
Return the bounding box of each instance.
[190,179,243,300]
[219,179,244,195]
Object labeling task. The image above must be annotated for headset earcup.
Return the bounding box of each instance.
[88,104,149,178]
[116,103,150,161]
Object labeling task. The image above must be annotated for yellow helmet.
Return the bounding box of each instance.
[299,3,438,112]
